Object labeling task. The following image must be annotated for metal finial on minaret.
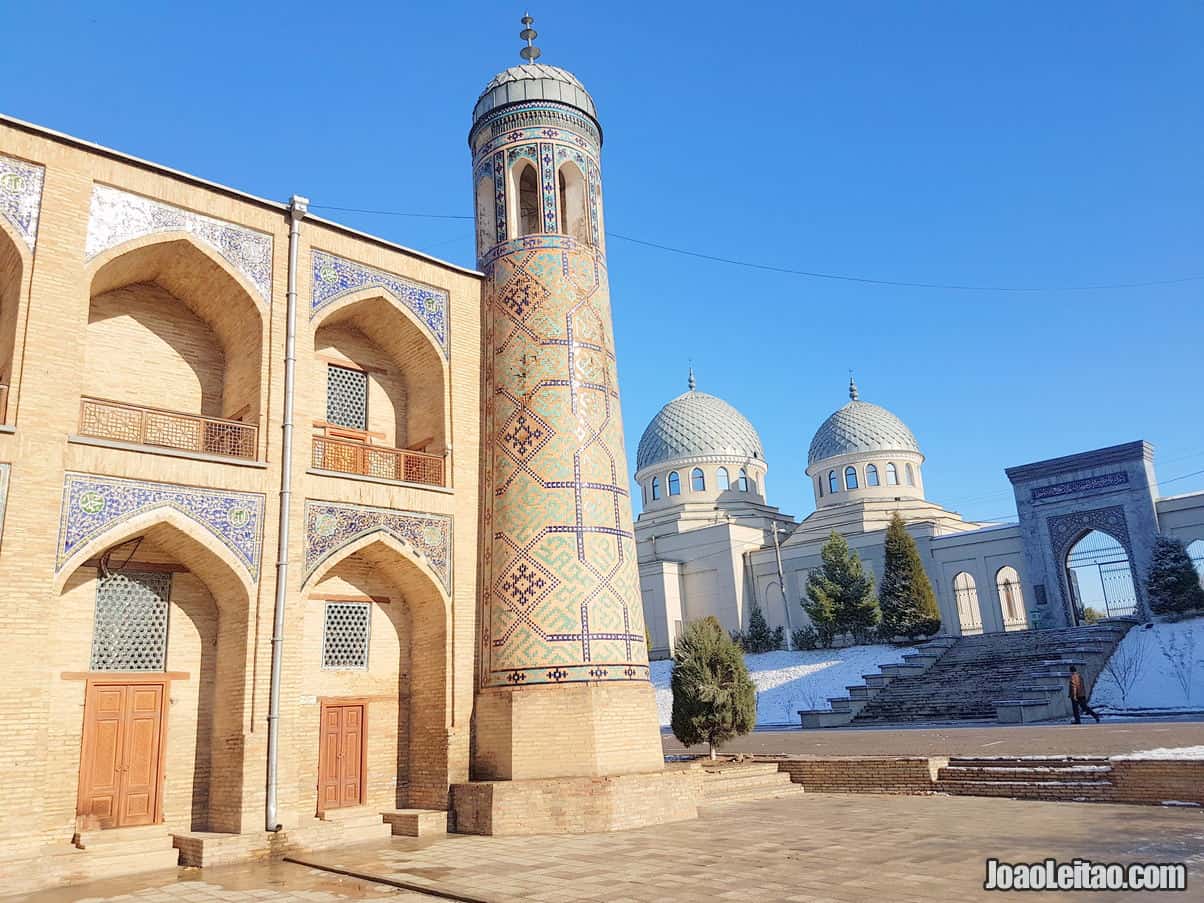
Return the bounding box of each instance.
[688,365,696,392]
[849,372,859,401]
[519,12,542,62]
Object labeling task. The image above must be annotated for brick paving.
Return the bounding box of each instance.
[39,793,1204,902]
[662,717,1204,759]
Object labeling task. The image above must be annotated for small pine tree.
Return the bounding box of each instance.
[741,603,784,653]
[879,513,941,640]
[1146,535,1204,617]
[670,616,757,758]
[803,531,879,646]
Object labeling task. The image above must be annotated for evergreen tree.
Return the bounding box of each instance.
[803,531,879,646]
[740,603,784,653]
[670,616,757,758]
[1146,535,1204,617]
[879,513,941,640]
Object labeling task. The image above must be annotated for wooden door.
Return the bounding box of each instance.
[318,703,365,812]
[78,682,166,829]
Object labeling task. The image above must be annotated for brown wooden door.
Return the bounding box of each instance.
[318,703,365,812]
[78,682,166,829]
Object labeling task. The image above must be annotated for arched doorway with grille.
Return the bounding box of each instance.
[953,571,983,635]
[1064,530,1138,622]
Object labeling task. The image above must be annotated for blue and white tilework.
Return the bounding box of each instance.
[57,473,266,580]
[305,500,452,594]
[310,250,449,357]
[85,185,273,303]
[0,153,45,249]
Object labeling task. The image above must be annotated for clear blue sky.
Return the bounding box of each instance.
[5,2,1201,523]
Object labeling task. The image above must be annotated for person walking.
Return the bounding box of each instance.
[1069,665,1101,724]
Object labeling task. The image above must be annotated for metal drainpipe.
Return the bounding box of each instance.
[266,194,307,832]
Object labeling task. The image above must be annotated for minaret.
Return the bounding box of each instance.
[468,18,666,786]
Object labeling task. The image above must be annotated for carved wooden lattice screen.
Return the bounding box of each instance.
[89,571,172,671]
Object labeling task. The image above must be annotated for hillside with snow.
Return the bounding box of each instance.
[1091,616,1204,714]
[651,643,913,727]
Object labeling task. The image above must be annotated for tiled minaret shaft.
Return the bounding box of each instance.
[469,53,663,779]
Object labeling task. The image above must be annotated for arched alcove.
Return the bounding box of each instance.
[953,571,983,634]
[1065,530,1138,620]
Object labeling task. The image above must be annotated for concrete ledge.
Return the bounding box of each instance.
[450,768,699,836]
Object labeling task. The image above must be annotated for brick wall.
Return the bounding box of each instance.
[770,757,939,794]
[1108,760,1204,806]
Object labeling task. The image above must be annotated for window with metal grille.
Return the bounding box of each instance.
[322,602,371,670]
[90,571,172,671]
[326,365,368,431]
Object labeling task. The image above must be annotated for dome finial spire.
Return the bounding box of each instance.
[519,12,542,62]
[688,364,696,392]
[848,371,859,401]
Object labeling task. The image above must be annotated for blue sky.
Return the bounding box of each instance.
[5,2,1201,522]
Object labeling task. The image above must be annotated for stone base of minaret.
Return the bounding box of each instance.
[449,683,700,835]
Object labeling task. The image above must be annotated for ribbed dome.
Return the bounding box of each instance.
[473,64,598,123]
[636,385,764,472]
[808,398,920,466]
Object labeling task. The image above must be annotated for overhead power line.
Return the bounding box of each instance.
[309,203,1204,294]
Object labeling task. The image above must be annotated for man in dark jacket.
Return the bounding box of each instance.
[1069,665,1100,724]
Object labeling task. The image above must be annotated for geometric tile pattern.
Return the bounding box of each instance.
[0,152,45,249]
[636,387,765,471]
[85,184,273,303]
[808,398,920,465]
[56,473,266,580]
[479,236,649,686]
[90,571,172,672]
[310,250,449,357]
[325,364,368,430]
[304,500,452,595]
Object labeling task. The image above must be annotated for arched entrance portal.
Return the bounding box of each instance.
[1065,530,1138,621]
[298,535,449,815]
[52,518,251,835]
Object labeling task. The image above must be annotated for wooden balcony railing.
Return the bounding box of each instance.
[312,435,445,487]
[79,397,258,460]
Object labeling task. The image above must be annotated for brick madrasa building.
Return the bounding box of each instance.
[0,21,696,893]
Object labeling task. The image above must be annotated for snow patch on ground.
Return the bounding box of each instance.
[650,643,913,727]
[1090,617,1204,713]
[1110,746,1204,761]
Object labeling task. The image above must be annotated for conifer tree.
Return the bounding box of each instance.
[1146,535,1204,617]
[803,531,879,646]
[741,603,784,653]
[879,512,941,640]
[670,616,757,758]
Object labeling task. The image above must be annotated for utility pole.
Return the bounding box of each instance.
[771,521,795,650]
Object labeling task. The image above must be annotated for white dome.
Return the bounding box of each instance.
[636,377,764,472]
[473,63,598,123]
[808,381,920,466]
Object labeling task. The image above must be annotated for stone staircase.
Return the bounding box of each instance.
[936,756,1116,802]
[699,761,803,806]
[281,806,393,851]
[840,621,1134,726]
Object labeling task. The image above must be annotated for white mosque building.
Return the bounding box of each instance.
[634,374,1204,658]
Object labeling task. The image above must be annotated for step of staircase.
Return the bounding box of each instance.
[935,755,1117,802]
[381,808,448,837]
[699,763,802,806]
[285,807,393,851]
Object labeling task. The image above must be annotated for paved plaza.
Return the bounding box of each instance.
[27,791,1204,903]
[662,717,1204,759]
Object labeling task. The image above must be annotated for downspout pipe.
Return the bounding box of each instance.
[266,194,307,832]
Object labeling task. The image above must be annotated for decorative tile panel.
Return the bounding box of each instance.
[304,500,452,594]
[0,153,45,249]
[1032,472,1128,501]
[85,185,273,303]
[310,250,449,357]
[57,473,266,580]
[90,571,172,672]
